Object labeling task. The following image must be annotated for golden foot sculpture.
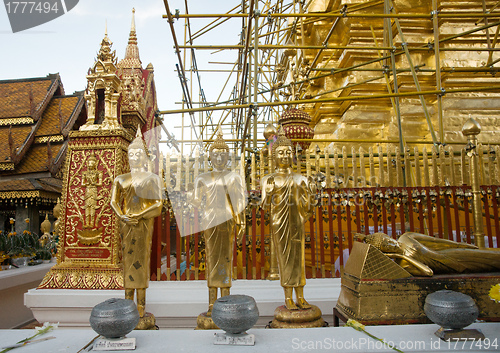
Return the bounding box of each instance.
[270,305,325,329]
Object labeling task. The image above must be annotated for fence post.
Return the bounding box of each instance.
[378,145,384,187]
[462,118,486,248]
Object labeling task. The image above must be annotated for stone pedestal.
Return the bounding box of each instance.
[270,305,325,328]
[38,130,132,290]
[136,312,156,330]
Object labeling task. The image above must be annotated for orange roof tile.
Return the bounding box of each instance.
[0,125,33,162]
[37,95,82,137]
[12,143,63,174]
[0,179,36,191]
[0,75,60,119]
[0,177,62,193]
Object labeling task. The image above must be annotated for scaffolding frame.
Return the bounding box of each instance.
[159,0,500,155]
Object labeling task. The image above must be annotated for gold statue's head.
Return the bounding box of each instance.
[209,128,229,171]
[272,127,293,168]
[128,127,149,169]
[87,153,98,169]
[355,232,402,253]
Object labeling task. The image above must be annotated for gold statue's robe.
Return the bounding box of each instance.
[262,174,314,287]
[114,173,162,289]
[194,171,245,288]
[397,233,500,275]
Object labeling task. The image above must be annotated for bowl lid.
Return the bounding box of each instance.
[425,290,476,308]
[90,298,137,318]
[215,294,256,306]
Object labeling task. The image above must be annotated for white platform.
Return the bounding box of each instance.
[0,263,53,329]
[1,323,499,352]
[25,278,341,328]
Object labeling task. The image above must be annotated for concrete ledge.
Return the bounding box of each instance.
[0,263,53,291]
[2,322,500,352]
[0,263,54,329]
[25,278,340,329]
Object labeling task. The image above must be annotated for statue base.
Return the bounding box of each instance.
[196,312,219,330]
[435,327,485,341]
[336,242,500,325]
[266,270,280,281]
[38,264,123,290]
[270,305,325,328]
[135,312,156,330]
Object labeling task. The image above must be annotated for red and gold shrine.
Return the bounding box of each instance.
[39,130,132,289]
[278,108,314,151]
[39,13,160,289]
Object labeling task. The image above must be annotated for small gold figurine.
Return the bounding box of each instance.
[193,129,246,325]
[110,129,163,329]
[261,127,317,310]
[82,153,103,228]
[356,232,500,276]
[39,214,52,247]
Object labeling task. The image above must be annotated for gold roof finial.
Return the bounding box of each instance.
[131,8,136,33]
[118,8,141,69]
[209,127,229,152]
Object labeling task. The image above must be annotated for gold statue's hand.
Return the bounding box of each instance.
[120,214,139,225]
[265,176,275,193]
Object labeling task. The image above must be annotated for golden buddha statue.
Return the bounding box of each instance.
[192,129,246,317]
[355,232,500,276]
[261,128,317,310]
[110,129,163,328]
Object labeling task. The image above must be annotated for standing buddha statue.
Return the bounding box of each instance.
[110,128,163,329]
[192,129,246,329]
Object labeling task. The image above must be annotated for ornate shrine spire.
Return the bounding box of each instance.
[97,22,116,64]
[118,8,142,69]
[80,22,121,131]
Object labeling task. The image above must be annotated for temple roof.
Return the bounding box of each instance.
[0,74,86,199]
[0,177,62,193]
[0,74,62,120]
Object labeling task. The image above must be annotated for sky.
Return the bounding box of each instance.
[0,0,242,147]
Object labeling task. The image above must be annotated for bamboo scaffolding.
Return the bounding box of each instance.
[158,85,500,115]
[161,1,500,163]
[166,12,500,19]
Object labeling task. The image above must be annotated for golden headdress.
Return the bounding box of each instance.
[271,126,293,160]
[209,128,229,152]
[87,151,97,163]
[355,233,394,252]
[128,126,149,157]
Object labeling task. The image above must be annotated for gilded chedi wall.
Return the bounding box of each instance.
[283,0,500,152]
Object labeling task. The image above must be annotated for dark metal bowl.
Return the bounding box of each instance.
[424,290,478,330]
[89,298,140,338]
[212,295,259,334]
